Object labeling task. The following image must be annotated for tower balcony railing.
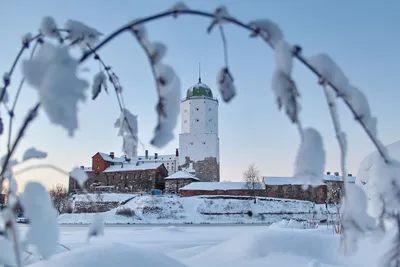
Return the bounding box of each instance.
[181,95,219,103]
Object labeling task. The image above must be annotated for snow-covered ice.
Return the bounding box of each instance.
[18,223,388,267]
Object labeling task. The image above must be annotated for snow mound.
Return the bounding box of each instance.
[270,219,305,229]
[185,229,342,266]
[356,140,400,217]
[29,243,187,267]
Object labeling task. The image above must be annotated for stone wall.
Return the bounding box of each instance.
[73,201,119,213]
[180,189,266,197]
[179,156,220,182]
[69,169,166,193]
[180,185,334,204]
[265,184,328,204]
[165,179,195,194]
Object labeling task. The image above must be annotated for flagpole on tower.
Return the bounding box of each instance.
[198,62,201,83]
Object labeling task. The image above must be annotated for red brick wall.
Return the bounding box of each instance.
[180,189,266,197]
[180,185,330,204]
[92,153,111,172]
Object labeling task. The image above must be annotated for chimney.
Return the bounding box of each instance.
[334,172,339,176]
[326,171,331,175]
[175,148,179,157]
[80,166,84,169]
[109,152,115,159]
[145,150,149,159]
[155,153,158,159]
[348,173,352,176]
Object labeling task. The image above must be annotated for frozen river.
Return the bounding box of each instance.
[18,223,364,267]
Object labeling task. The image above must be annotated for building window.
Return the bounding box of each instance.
[196,119,199,122]
[184,120,187,123]
[202,142,206,145]
[209,108,212,111]
[190,142,194,145]
[209,118,212,122]
[196,108,199,111]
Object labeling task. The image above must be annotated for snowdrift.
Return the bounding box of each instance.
[59,194,337,225]
[184,229,343,267]
[29,243,186,267]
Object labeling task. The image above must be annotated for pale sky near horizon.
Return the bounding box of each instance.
[1,0,400,192]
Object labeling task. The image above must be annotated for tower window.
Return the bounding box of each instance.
[202,142,206,145]
[196,108,199,111]
[209,108,212,111]
[209,119,212,122]
[196,119,199,122]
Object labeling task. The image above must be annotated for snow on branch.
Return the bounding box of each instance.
[87,214,104,242]
[207,6,237,103]
[65,20,102,48]
[22,42,89,137]
[294,128,325,185]
[217,68,236,102]
[115,109,138,159]
[91,71,107,100]
[151,63,181,148]
[40,16,62,43]
[22,147,48,161]
[169,1,190,18]
[21,182,59,259]
[70,167,88,188]
[129,24,180,148]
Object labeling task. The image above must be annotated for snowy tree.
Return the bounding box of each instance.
[243,164,263,203]
[49,184,70,214]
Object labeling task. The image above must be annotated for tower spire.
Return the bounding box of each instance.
[198,62,202,83]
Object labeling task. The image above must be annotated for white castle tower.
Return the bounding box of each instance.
[178,74,220,182]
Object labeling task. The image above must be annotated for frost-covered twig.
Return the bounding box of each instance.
[321,84,348,192]
[85,45,138,159]
[293,49,389,163]
[78,8,388,162]
[0,33,41,104]
[7,39,42,153]
[13,164,69,177]
[0,103,40,183]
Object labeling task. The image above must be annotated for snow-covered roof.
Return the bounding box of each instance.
[263,174,356,185]
[263,177,307,185]
[98,152,127,163]
[137,154,176,162]
[103,163,163,173]
[80,167,93,172]
[324,174,356,183]
[165,171,199,181]
[180,182,264,191]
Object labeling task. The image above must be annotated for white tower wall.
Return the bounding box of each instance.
[179,97,219,165]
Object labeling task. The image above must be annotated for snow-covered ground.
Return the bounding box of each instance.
[21,224,387,267]
[61,194,337,225]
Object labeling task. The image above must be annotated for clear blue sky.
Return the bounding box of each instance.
[1,0,399,191]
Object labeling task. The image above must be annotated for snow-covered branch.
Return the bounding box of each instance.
[0,3,397,264]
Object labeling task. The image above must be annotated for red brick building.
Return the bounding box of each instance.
[179,173,354,204]
[69,152,168,193]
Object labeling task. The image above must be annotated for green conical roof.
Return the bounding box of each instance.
[186,80,213,99]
